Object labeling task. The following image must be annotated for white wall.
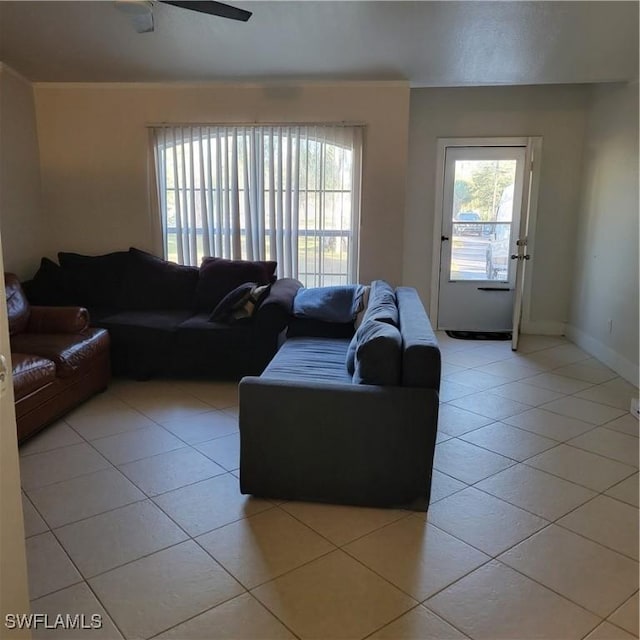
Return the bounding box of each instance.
[405,85,590,332]
[33,82,410,286]
[0,64,44,280]
[567,82,639,385]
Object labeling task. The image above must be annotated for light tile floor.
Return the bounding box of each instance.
[20,334,639,640]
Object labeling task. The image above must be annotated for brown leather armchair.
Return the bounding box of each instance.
[5,273,111,442]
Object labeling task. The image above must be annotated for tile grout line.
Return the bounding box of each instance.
[20,365,638,639]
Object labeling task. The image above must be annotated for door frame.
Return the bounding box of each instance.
[430,136,543,335]
[0,233,32,637]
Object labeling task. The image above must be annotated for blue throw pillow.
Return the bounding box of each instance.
[293,285,365,323]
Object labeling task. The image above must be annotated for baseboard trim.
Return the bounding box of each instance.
[565,324,639,387]
[520,321,566,336]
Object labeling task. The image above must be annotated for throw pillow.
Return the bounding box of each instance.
[293,285,365,323]
[196,257,277,312]
[208,282,271,323]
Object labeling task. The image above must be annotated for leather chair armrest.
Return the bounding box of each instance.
[26,306,90,334]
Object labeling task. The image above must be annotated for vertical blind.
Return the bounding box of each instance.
[151,124,363,286]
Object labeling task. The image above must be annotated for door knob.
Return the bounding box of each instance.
[441,235,449,241]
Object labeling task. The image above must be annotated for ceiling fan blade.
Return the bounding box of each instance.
[160,0,252,21]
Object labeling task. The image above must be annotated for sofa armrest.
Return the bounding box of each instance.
[254,278,303,333]
[26,306,90,334]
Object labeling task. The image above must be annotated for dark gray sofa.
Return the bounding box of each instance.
[238,283,441,508]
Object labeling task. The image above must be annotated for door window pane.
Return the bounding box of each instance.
[449,159,517,281]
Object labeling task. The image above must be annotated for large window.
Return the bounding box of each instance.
[151,125,363,287]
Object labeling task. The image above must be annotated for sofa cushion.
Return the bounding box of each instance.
[10,328,110,379]
[97,310,192,333]
[353,319,402,386]
[345,282,396,374]
[196,257,277,312]
[95,311,189,378]
[361,280,398,326]
[11,353,56,400]
[58,250,131,308]
[288,318,355,339]
[117,248,199,311]
[24,258,87,307]
[261,337,352,384]
[5,274,30,336]
[345,331,358,375]
[293,285,366,323]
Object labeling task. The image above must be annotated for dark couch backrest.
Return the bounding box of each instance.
[396,287,441,391]
[5,273,30,336]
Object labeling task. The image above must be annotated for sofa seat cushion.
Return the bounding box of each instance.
[178,313,253,333]
[11,353,56,400]
[261,337,352,384]
[10,329,109,379]
[98,310,193,332]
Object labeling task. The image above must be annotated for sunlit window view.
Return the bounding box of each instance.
[154,126,361,287]
[449,159,516,282]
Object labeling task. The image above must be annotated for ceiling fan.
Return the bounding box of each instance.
[116,0,252,34]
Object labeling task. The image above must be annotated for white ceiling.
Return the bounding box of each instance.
[0,1,637,86]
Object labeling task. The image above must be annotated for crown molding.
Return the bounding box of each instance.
[32,79,410,90]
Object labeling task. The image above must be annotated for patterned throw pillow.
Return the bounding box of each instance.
[208,283,271,323]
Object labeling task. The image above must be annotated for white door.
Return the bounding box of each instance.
[437,146,527,332]
[0,236,32,637]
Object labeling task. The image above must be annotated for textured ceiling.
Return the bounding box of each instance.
[0,1,637,86]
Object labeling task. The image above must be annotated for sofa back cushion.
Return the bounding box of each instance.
[352,319,402,386]
[58,250,130,308]
[345,279,398,374]
[25,258,87,307]
[196,257,277,312]
[118,248,199,310]
[361,280,398,326]
[5,273,30,336]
